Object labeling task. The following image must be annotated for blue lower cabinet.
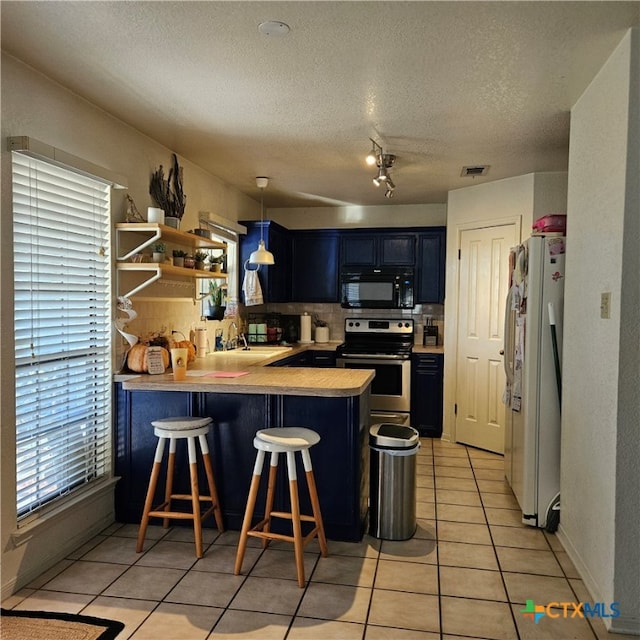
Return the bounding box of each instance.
[114,383,369,541]
[267,352,310,367]
[410,353,444,437]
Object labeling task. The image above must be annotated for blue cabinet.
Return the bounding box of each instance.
[411,353,444,437]
[240,222,444,305]
[340,231,415,267]
[309,350,337,367]
[267,351,311,367]
[268,350,336,368]
[239,220,291,302]
[113,383,369,541]
[291,231,339,302]
[417,229,446,304]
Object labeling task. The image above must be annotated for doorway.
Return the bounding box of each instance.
[455,223,516,453]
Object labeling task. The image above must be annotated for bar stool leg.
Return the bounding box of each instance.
[185,436,204,558]
[199,434,225,532]
[137,437,166,553]
[302,449,328,557]
[261,452,279,549]
[163,437,177,529]
[234,449,265,576]
[286,451,305,588]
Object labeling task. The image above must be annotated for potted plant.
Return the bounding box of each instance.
[172,249,186,268]
[152,242,166,263]
[209,254,224,273]
[207,280,226,320]
[194,250,208,271]
[183,253,195,269]
[149,154,186,229]
[313,315,330,343]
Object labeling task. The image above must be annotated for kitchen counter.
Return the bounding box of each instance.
[121,343,373,397]
[123,365,373,397]
[411,345,445,355]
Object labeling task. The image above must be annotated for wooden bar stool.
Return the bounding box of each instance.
[234,427,328,588]
[136,416,224,558]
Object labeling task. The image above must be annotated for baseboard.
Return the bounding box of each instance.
[2,512,115,602]
[557,524,640,635]
[609,614,640,636]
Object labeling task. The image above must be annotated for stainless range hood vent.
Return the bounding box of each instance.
[461,165,490,177]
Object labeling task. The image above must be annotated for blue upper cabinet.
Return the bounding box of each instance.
[239,220,292,303]
[240,222,445,305]
[340,231,415,267]
[416,229,446,304]
[291,231,340,302]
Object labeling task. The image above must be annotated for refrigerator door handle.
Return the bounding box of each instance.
[503,286,514,384]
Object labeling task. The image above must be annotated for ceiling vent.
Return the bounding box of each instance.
[461,165,490,177]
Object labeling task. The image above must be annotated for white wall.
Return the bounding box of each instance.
[268,203,446,229]
[560,28,639,634]
[442,172,568,442]
[0,53,258,597]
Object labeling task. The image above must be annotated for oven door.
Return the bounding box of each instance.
[336,356,411,413]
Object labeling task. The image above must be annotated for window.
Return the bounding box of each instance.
[196,217,240,319]
[12,152,112,521]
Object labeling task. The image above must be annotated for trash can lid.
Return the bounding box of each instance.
[370,423,420,449]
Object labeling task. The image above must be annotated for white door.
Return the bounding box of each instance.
[456,224,516,453]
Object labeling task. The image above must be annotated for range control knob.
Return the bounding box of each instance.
[397,322,403,328]
[355,322,360,327]
[405,322,411,328]
[348,321,354,327]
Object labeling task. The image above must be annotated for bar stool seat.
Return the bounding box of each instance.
[234,427,328,587]
[136,416,224,558]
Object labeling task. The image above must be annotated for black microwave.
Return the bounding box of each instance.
[340,268,414,309]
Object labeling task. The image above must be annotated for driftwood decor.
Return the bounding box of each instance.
[149,153,186,221]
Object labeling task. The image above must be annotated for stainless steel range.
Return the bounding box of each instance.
[336,318,414,425]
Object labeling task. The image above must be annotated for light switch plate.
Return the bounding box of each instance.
[600,292,611,319]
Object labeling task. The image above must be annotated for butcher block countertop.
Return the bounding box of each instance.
[120,344,373,397]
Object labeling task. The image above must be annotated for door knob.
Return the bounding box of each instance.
[499,349,504,355]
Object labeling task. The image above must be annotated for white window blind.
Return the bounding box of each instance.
[12,152,113,520]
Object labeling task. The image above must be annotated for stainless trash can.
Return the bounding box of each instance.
[369,423,420,540]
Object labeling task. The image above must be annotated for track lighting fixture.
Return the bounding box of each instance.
[249,176,275,265]
[365,139,397,196]
[366,138,382,166]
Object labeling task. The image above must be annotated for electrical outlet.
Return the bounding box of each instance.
[600,292,611,319]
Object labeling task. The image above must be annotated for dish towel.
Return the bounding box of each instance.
[242,268,264,306]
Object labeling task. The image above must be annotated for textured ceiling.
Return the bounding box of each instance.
[2,1,638,207]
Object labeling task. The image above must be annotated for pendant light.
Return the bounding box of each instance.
[249,176,275,265]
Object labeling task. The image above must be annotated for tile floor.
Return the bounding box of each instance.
[3,439,632,639]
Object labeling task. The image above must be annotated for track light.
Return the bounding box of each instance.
[366,139,397,196]
[366,138,382,166]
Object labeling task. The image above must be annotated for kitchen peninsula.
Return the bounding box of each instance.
[115,348,373,542]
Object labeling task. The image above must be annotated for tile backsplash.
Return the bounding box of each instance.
[252,302,444,346]
[115,298,444,367]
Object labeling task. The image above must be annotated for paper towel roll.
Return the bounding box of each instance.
[300,313,313,343]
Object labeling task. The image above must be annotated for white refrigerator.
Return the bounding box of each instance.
[503,235,566,531]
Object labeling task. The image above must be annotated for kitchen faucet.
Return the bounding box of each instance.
[232,322,249,350]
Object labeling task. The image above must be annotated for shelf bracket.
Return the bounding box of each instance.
[116,227,162,261]
[121,266,162,298]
